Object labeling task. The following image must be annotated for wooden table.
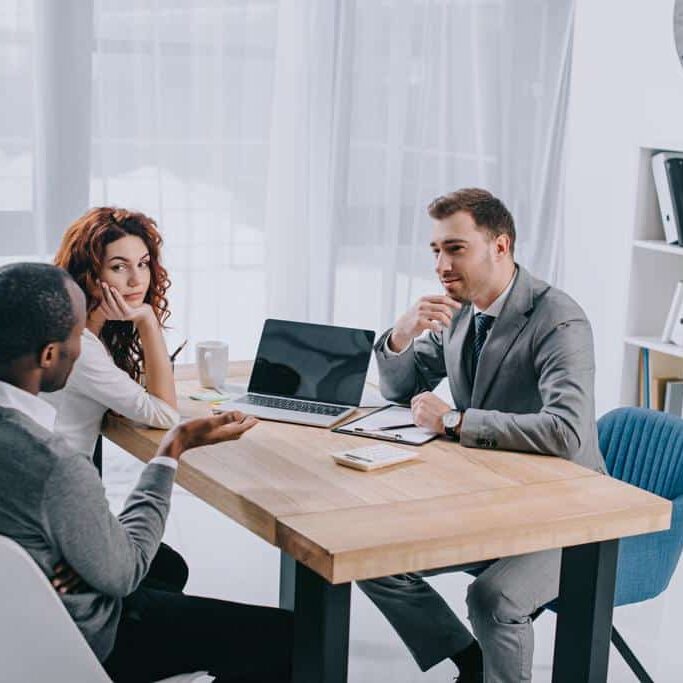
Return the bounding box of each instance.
[103,363,671,683]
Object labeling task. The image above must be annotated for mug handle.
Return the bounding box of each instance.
[199,348,214,387]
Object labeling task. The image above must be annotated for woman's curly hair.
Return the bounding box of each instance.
[54,207,171,382]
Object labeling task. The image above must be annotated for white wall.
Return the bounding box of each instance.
[563,0,683,416]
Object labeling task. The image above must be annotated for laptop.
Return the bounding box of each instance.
[229,319,375,428]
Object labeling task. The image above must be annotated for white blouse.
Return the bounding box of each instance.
[43,328,180,459]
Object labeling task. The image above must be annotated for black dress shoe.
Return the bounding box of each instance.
[452,639,484,682]
[454,671,484,683]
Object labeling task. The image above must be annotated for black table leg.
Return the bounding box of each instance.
[280,551,296,611]
[93,434,103,478]
[279,551,351,683]
[552,540,619,683]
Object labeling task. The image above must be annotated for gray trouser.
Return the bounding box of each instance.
[357,549,561,683]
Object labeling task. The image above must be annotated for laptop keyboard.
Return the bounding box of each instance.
[238,394,348,416]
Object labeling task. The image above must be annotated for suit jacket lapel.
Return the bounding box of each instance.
[470,268,535,408]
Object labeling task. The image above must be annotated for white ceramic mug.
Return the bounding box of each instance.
[196,341,229,389]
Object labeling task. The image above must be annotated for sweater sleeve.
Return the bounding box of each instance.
[43,454,175,597]
[68,332,180,429]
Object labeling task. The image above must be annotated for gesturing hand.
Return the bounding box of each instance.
[389,295,461,352]
[159,411,259,460]
[52,560,86,595]
[95,280,154,325]
[410,391,451,434]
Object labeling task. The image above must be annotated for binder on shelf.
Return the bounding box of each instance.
[652,151,683,245]
[662,281,683,343]
[672,299,683,347]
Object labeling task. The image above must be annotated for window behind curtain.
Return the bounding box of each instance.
[1,0,573,363]
[0,1,36,262]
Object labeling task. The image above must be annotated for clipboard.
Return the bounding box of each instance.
[333,405,438,446]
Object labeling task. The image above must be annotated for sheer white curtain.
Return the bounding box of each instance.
[89,0,278,359]
[328,0,575,333]
[0,0,574,357]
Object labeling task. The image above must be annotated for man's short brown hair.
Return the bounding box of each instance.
[427,188,516,253]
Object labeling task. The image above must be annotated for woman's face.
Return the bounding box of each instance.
[99,235,152,307]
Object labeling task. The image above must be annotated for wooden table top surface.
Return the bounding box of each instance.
[102,363,672,583]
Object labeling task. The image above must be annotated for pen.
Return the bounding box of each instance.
[376,423,416,431]
[352,427,403,440]
[351,424,414,432]
[170,338,188,363]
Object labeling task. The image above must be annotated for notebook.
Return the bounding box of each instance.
[333,405,438,445]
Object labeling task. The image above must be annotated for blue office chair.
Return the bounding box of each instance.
[597,407,683,681]
[533,408,683,682]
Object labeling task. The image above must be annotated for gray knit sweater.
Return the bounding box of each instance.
[0,406,175,661]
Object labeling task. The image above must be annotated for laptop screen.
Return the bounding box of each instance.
[248,319,375,406]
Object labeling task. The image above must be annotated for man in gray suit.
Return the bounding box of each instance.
[358,188,605,683]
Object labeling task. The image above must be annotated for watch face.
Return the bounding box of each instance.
[443,410,459,429]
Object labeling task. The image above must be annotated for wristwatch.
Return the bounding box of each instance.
[442,410,462,440]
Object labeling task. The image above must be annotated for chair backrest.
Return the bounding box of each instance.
[0,534,110,681]
[598,407,683,605]
[600,407,683,499]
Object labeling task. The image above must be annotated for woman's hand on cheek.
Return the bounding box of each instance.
[97,281,155,325]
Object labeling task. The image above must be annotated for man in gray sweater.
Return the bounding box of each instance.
[0,262,292,681]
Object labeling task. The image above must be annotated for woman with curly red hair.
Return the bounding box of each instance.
[47,206,187,591]
[49,207,178,453]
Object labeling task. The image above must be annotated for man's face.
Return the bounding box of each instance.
[40,282,86,393]
[430,211,509,304]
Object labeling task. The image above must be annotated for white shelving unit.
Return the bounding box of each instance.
[633,239,683,256]
[621,145,683,406]
[625,336,683,359]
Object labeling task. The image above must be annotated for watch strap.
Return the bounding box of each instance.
[444,410,462,440]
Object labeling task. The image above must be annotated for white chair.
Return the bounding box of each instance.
[0,534,211,682]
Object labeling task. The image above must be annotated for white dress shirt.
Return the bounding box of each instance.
[0,376,177,471]
[0,380,56,432]
[470,268,518,321]
[41,328,180,463]
[386,269,518,356]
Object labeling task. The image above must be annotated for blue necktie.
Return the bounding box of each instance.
[472,313,495,376]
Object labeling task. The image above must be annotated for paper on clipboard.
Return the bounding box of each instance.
[334,405,438,445]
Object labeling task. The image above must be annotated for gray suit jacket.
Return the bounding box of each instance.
[375,266,606,472]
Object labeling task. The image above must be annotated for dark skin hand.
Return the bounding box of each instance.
[52,560,87,594]
[51,411,258,595]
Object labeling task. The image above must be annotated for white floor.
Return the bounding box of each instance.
[103,441,682,683]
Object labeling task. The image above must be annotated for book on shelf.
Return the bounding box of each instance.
[664,380,683,418]
[662,281,683,343]
[654,376,680,411]
[652,151,683,245]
